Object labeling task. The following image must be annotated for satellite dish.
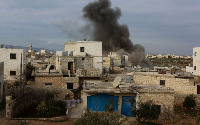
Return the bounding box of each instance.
[113,75,122,88]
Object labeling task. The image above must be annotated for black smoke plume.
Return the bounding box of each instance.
[82,0,149,67]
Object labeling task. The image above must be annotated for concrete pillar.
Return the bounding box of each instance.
[6,96,12,119]
[136,94,140,109]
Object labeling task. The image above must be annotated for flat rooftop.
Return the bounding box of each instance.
[64,41,102,44]
[83,81,174,94]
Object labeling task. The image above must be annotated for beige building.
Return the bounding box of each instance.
[32,41,102,99]
[0,48,26,84]
[0,62,4,102]
[103,52,132,73]
[67,78,174,118]
[133,72,196,95]
[193,47,200,76]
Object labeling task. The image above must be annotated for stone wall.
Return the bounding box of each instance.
[62,77,79,89]
[134,73,196,95]
[139,92,174,112]
[174,94,200,107]
[35,76,63,87]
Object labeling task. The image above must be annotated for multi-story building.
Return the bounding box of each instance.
[0,47,27,84]
[33,41,102,99]
[0,62,4,102]
[64,41,103,73]
[193,47,200,76]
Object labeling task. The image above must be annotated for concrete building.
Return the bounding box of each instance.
[103,52,132,73]
[41,49,47,55]
[0,48,26,84]
[193,47,200,76]
[64,41,103,73]
[133,72,196,95]
[186,66,193,74]
[31,41,103,100]
[0,62,4,102]
[67,75,174,118]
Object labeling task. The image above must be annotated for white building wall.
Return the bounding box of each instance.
[0,48,27,83]
[0,62,4,102]
[186,66,193,74]
[64,41,102,57]
[41,49,47,54]
[193,47,200,76]
[64,41,103,73]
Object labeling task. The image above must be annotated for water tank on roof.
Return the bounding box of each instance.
[124,75,134,83]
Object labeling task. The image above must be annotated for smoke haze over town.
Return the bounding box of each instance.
[0,0,200,55]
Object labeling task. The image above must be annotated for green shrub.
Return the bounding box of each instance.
[36,100,49,117]
[36,92,66,118]
[129,100,160,122]
[138,101,160,121]
[183,94,196,109]
[74,111,121,125]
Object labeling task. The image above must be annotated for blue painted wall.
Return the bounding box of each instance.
[121,96,136,116]
[87,94,119,111]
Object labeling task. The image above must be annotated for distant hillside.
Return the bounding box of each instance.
[1,44,55,52]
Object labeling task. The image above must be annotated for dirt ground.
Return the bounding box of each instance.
[0,108,74,125]
[0,118,74,125]
[0,108,197,125]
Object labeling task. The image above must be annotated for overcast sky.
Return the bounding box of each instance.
[0,0,200,55]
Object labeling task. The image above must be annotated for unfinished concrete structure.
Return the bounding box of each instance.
[0,48,26,84]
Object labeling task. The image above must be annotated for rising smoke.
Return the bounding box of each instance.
[82,0,149,67]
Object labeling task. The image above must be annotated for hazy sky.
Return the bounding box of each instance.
[0,0,200,55]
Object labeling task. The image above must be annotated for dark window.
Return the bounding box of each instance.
[45,83,52,86]
[197,85,200,94]
[10,53,16,59]
[80,47,84,52]
[194,52,197,56]
[152,105,161,115]
[69,51,73,56]
[50,65,55,69]
[10,71,16,75]
[67,83,73,89]
[194,66,196,70]
[160,80,165,85]
[82,58,85,61]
